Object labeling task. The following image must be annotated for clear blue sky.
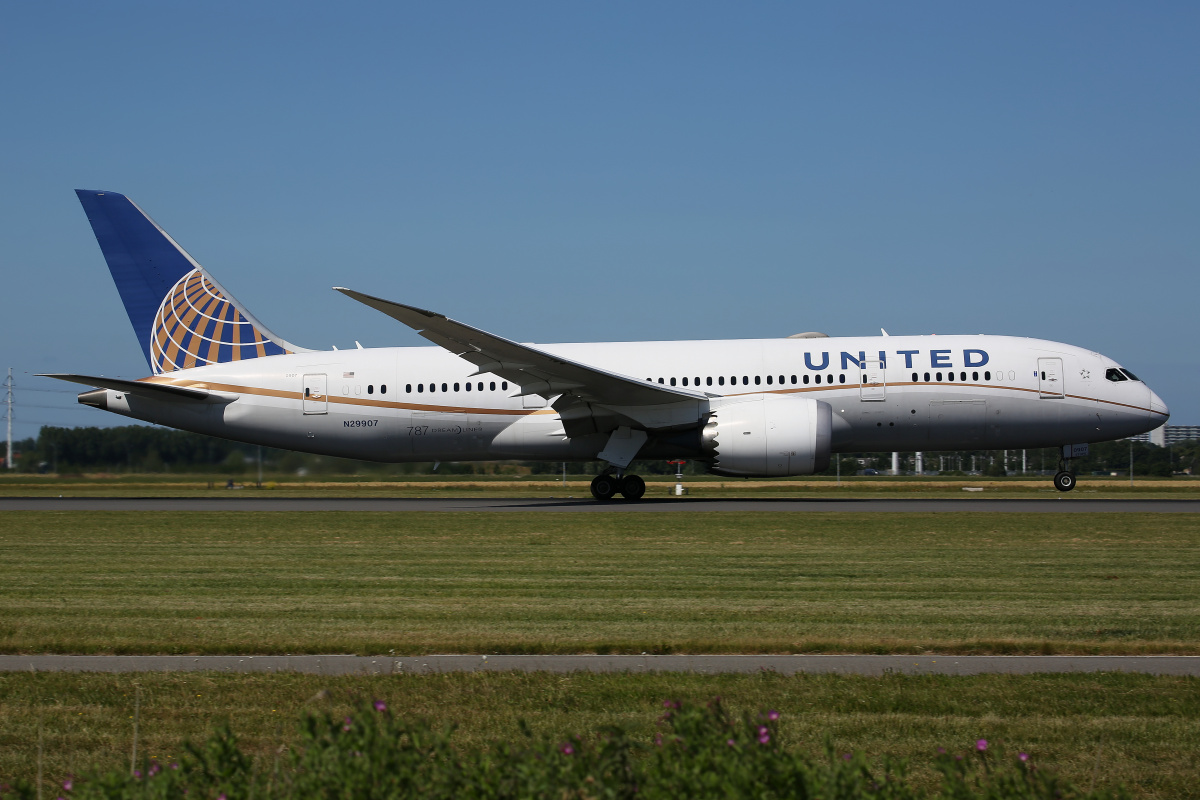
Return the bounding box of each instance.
[2,2,1197,439]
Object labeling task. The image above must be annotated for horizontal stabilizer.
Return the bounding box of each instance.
[38,373,232,403]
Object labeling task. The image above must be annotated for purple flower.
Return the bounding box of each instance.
[936,747,946,754]
[148,763,160,777]
[343,716,353,731]
[218,795,227,800]
[132,770,141,780]
[561,744,574,755]
[170,763,179,770]
[767,710,780,721]
[62,779,73,792]
[758,733,770,744]
[843,753,852,761]
[373,699,387,712]
[1019,752,1029,762]
[655,734,663,747]
[727,738,736,747]
[976,739,988,752]
[758,725,768,736]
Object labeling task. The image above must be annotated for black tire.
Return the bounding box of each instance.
[1054,471,1077,492]
[619,474,646,500]
[590,474,618,501]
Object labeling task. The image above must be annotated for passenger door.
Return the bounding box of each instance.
[1038,358,1064,399]
[859,360,885,401]
[302,374,328,414]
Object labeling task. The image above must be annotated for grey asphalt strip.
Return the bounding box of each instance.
[2,497,1198,512]
[2,655,1198,676]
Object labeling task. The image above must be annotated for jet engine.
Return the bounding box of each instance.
[702,394,832,477]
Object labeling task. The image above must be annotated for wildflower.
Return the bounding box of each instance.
[343,716,353,732]
[1019,752,1029,762]
[170,763,179,770]
[148,763,161,776]
[218,795,227,800]
[937,747,946,754]
[976,739,988,752]
[758,725,768,736]
[727,739,736,747]
[561,744,574,755]
[767,709,780,721]
[843,753,852,761]
[63,779,73,792]
[133,770,141,780]
[655,734,663,747]
[758,732,770,744]
[374,699,387,712]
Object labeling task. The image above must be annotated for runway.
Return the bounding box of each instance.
[2,654,1197,676]
[1,497,1198,512]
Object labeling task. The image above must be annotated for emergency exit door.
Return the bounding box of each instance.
[1037,358,1064,399]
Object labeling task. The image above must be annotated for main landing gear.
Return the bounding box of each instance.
[590,473,646,501]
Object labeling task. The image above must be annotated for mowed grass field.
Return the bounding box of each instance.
[0,511,1197,654]
[1,671,1198,797]
[2,473,1199,498]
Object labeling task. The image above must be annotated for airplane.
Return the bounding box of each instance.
[44,190,1169,500]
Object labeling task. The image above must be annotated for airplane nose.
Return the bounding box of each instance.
[1149,389,1169,422]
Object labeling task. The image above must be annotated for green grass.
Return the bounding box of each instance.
[1,511,1198,654]
[1,472,1198,498]
[1,671,1197,798]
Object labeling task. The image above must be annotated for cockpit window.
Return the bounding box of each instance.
[1105,368,1127,382]
[1119,368,1140,381]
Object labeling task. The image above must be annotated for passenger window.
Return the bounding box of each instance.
[1120,368,1140,381]
[936,372,942,381]
[1106,368,1127,382]
[1041,372,1046,380]
[453,383,460,391]
[478,382,483,391]
[803,375,810,385]
[815,375,822,384]
[972,372,978,381]
[418,384,424,393]
[670,377,677,386]
[911,372,918,382]
[682,377,688,386]
[755,376,761,385]
[839,374,846,384]
[766,375,772,385]
[695,377,700,386]
[367,385,373,394]
[442,383,448,392]
[658,378,664,384]
[791,375,797,384]
[304,388,310,397]
[960,372,966,382]
[490,381,496,391]
[381,384,387,394]
[779,375,785,384]
[502,381,508,390]
[924,373,930,382]
[405,384,412,393]
[743,376,749,385]
[718,376,725,386]
[429,383,435,393]
[984,371,991,381]
[707,377,713,386]
[465,382,471,391]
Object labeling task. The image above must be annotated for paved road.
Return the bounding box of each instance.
[2,497,1198,512]
[2,654,1197,676]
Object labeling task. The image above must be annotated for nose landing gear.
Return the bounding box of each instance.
[590,473,647,501]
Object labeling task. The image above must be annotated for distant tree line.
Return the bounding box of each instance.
[6,425,1198,477]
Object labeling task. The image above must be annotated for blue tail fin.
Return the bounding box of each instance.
[75,190,305,374]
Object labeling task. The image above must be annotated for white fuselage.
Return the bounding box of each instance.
[92,334,1168,465]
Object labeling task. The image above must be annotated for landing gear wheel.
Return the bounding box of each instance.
[1054,471,1077,492]
[619,474,646,500]
[590,474,619,501]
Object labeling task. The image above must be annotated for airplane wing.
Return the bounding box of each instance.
[39,373,227,402]
[335,288,709,407]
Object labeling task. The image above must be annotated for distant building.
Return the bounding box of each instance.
[1130,425,1200,446]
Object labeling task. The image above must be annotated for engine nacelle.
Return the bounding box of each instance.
[703,394,832,477]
